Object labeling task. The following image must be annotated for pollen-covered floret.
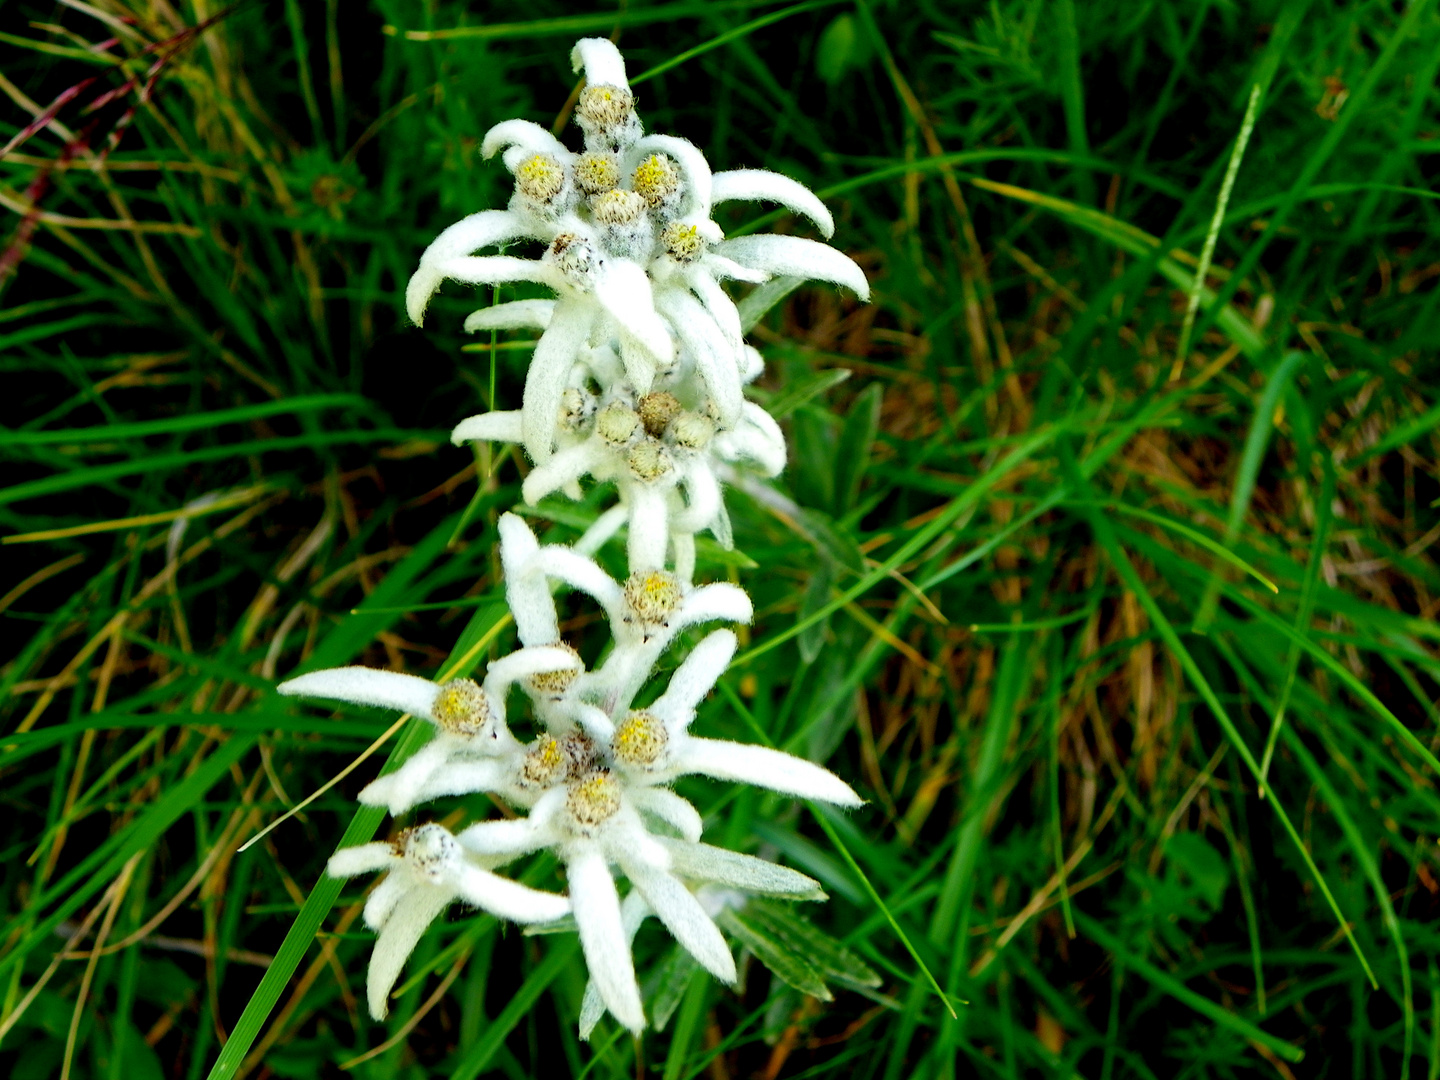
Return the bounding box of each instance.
[632,154,682,215]
[624,569,683,626]
[526,643,583,697]
[661,221,706,263]
[432,679,493,737]
[577,84,641,151]
[574,151,621,194]
[637,391,683,437]
[566,769,623,833]
[627,438,673,482]
[612,710,668,767]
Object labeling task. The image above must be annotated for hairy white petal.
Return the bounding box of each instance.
[435,254,561,291]
[673,738,864,807]
[715,235,869,301]
[522,300,596,463]
[534,546,625,619]
[625,135,714,219]
[675,583,753,631]
[279,667,440,721]
[576,503,629,556]
[738,344,765,385]
[683,271,743,353]
[673,461,722,536]
[522,439,609,505]
[367,886,452,1019]
[327,842,396,879]
[628,787,703,843]
[595,260,672,391]
[499,514,562,647]
[672,529,696,586]
[569,848,644,1032]
[622,858,736,983]
[656,288,742,427]
[570,37,630,87]
[464,298,555,334]
[709,169,835,238]
[701,252,770,284]
[451,411,523,446]
[449,863,571,923]
[716,402,786,476]
[407,210,534,325]
[655,629,735,723]
[482,118,571,162]
[659,838,826,900]
[358,739,451,814]
[458,788,565,856]
[624,483,671,572]
[362,875,407,931]
[484,645,583,698]
[406,758,511,803]
[580,890,651,1039]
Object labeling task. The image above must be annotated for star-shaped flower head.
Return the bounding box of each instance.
[595,629,864,807]
[328,823,570,1019]
[458,771,737,1033]
[276,645,581,815]
[575,857,826,1039]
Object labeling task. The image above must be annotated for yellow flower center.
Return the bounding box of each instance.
[515,154,565,202]
[574,151,620,194]
[431,679,492,737]
[566,769,621,832]
[623,570,682,626]
[632,154,681,208]
[661,221,705,262]
[612,710,668,767]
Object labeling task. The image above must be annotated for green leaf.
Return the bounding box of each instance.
[719,908,834,1000]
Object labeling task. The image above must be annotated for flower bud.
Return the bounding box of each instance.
[627,437,673,482]
[596,400,641,446]
[632,154,682,218]
[590,188,653,259]
[661,221,706,263]
[669,410,715,449]
[623,569,682,628]
[559,388,597,433]
[637,391,682,437]
[397,824,459,881]
[547,233,598,289]
[576,84,641,151]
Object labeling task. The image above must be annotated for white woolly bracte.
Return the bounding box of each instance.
[580,890,650,1040]
[569,846,645,1032]
[367,885,450,1020]
[278,667,440,720]
[618,849,736,984]
[708,169,835,238]
[672,460,723,536]
[482,118,572,164]
[682,270,743,353]
[657,837,826,900]
[714,235,870,301]
[451,411,522,446]
[669,738,864,807]
[655,287,743,427]
[522,440,610,505]
[357,739,454,814]
[464,298,555,334]
[623,134,714,219]
[672,530,696,586]
[576,503,629,556]
[624,482,672,573]
[433,254,564,292]
[570,37,630,88]
[738,344,766,385]
[327,842,395,879]
[483,645,583,700]
[628,786,704,843]
[498,513,563,648]
[362,755,511,814]
[714,402,786,477]
[532,545,626,623]
[522,300,596,463]
[406,210,535,325]
[654,629,736,721]
[595,260,673,393]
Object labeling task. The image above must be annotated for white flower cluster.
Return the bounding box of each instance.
[279,38,868,1036]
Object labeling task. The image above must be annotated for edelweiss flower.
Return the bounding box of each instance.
[575,853,826,1038]
[328,823,570,1019]
[595,628,864,806]
[458,772,735,1032]
[277,645,581,815]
